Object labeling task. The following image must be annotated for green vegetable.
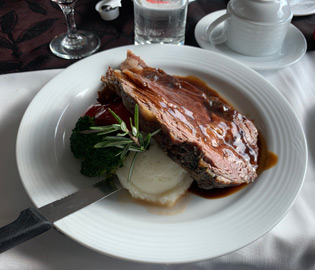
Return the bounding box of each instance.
[70,115,123,178]
[83,104,160,181]
[70,105,160,180]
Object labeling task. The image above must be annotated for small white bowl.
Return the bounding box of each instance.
[95,0,120,21]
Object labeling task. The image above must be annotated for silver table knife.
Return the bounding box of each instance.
[0,175,122,253]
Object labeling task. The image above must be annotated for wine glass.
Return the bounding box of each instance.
[49,0,100,59]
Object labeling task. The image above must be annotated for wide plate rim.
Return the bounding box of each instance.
[16,44,308,264]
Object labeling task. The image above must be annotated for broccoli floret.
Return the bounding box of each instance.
[70,115,123,177]
[70,116,98,159]
[80,147,123,177]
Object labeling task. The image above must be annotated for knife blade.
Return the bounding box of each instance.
[0,175,122,253]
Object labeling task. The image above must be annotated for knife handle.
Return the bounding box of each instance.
[0,208,52,253]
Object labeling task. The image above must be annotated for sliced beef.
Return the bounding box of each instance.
[98,51,259,189]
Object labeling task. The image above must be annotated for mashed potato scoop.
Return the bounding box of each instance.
[116,140,193,207]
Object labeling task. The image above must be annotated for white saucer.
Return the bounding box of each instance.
[289,0,315,16]
[195,10,307,70]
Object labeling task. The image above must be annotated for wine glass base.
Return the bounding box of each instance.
[49,30,101,60]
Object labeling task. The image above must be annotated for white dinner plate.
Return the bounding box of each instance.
[195,10,307,70]
[289,0,315,16]
[16,44,307,263]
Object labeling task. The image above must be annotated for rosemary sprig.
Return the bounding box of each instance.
[86,104,160,180]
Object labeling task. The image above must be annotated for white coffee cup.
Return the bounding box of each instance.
[207,0,293,56]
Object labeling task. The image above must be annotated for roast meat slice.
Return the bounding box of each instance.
[98,51,259,189]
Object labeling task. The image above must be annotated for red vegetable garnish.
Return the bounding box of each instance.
[85,101,133,127]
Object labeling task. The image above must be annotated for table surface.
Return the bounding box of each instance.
[0,1,315,269]
[0,0,314,74]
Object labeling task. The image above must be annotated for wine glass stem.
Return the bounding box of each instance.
[49,0,100,59]
[60,4,78,39]
[58,2,85,50]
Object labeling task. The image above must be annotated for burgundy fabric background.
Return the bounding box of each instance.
[0,0,314,74]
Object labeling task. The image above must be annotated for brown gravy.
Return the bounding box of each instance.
[189,181,248,199]
[179,76,278,199]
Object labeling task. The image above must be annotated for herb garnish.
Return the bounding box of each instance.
[82,104,160,180]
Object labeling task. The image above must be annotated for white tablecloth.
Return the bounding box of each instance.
[0,52,314,270]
